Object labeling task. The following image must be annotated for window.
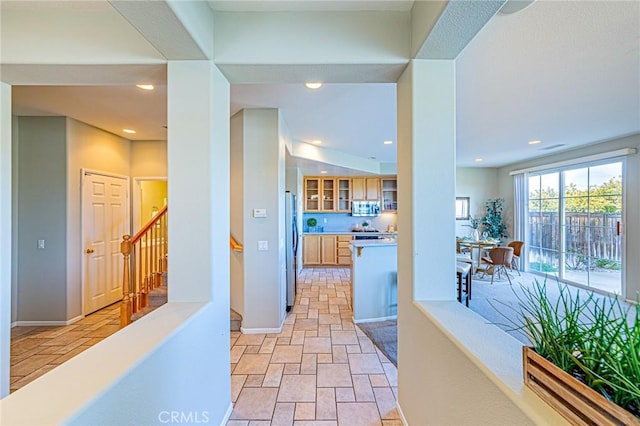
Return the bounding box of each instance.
[526,160,623,295]
[455,197,470,220]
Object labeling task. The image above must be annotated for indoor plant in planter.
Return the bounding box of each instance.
[481,198,508,240]
[496,280,639,425]
[306,217,318,232]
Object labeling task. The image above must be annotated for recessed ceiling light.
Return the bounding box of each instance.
[123,129,136,134]
[320,170,328,174]
[383,140,393,145]
[305,82,323,90]
[311,140,322,145]
[474,158,484,163]
[528,139,542,145]
[136,84,154,91]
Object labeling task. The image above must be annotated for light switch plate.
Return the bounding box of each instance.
[253,208,267,218]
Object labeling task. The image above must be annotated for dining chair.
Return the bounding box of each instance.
[480,247,514,285]
[507,241,524,276]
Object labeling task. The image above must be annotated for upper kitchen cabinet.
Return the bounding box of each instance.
[336,178,352,212]
[352,177,380,201]
[304,177,336,212]
[381,177,397,211]
[305,177,321,211]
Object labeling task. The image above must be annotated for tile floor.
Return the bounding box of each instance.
[228,267,400,426]
[10,302,121,393]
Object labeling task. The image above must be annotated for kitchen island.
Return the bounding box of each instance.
[349,239,397,323]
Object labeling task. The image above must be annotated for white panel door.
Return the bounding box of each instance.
[83,172,129,314]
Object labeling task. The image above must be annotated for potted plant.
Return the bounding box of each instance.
[306,217,317,232]
[494,280,639,424]
[482,198,508,240]
[464,215,481,241]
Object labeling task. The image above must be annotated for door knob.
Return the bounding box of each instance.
[86,248,95,254]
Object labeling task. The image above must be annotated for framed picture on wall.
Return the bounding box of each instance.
[455,197,470,220]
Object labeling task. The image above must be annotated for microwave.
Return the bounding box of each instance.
[351,201,381,217]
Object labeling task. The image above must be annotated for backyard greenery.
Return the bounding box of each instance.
[529,176,622,213]
[494,280,639,418]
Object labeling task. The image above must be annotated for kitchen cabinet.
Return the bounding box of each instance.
[352,177,380,201]
[336,178,352,212]
[381,177,397,211]
[303,235,321,265]
[337,235,353,265]
[303,234,338,266]
[321,235,338,264]
[304,177,336,212]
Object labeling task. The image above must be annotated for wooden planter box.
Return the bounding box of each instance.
[523,347,640,425]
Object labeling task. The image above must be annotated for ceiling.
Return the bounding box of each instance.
[8,0,640,171]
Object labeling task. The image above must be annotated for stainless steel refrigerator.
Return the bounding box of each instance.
[285,191,299,311]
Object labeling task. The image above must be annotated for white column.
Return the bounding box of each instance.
[0,81,12,397]
[167,61,230,303]
[397,59,457,302]
[396,59,457,421]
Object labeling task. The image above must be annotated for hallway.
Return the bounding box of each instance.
[228,268,400,425]
[9,302,121,393]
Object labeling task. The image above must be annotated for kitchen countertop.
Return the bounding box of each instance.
[349,239,397,248]
[303,231,397,236]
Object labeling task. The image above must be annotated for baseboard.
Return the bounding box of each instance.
[353,314,397,324]
[13,315,84,327]
[397,401,408,425]
[240,315,285,334]
[221,402,233,424]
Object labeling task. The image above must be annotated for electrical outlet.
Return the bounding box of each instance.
[258,240,269,251]
[37,239,45,249]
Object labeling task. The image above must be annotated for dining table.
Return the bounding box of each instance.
[457,239,499,273]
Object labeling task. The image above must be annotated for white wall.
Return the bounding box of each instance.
[496,134,640,302]
[0,303,228,425]
[1,82,13,397]
[455,167,499,237]
[166,60,231,419]
[10,116,18,325]
[66,118,131,319]
[213,11,410,68]
[233,109,285,331]
[130,140,167,177]
[395,59,563,425]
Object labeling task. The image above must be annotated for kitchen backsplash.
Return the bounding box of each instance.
[302,212,397,233]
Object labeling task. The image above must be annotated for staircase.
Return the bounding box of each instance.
[119,208,244,331]
[130,277,243,331]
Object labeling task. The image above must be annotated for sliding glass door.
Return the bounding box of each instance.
[527,161,623,295]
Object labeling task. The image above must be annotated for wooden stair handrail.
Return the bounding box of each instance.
[131,205,167,244]
[121,205,168,327]
[230,235,244,252]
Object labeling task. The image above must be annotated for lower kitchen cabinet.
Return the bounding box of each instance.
[337,236,354,265]
[303,235,322,265]
[303,234,342,266]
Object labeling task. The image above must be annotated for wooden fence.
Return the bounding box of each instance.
[528,212,622,270]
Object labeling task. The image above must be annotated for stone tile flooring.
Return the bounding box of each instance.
[228,268,400,426]
[9,302,121,393]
